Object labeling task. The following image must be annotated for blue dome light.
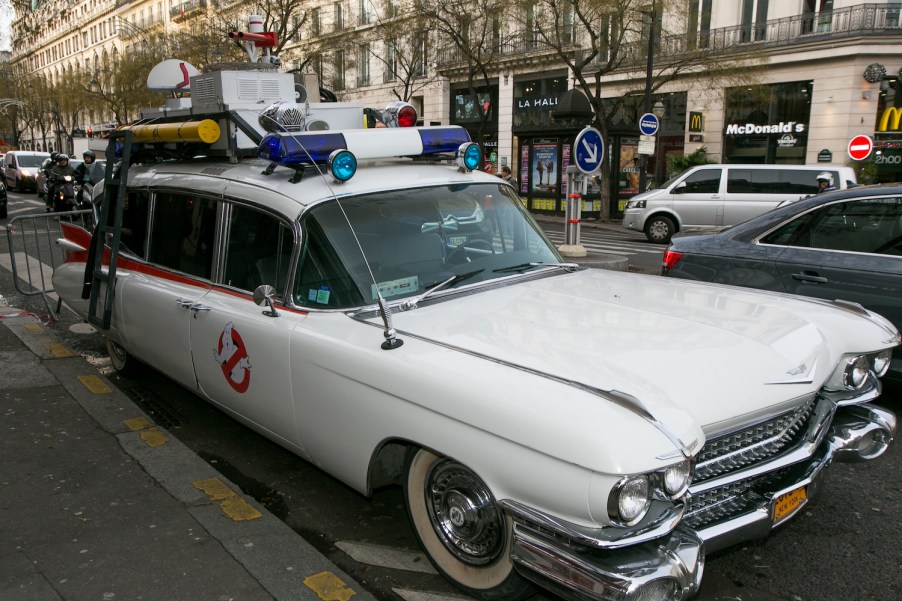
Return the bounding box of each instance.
[457,142,482,171]
[329,149,357,182]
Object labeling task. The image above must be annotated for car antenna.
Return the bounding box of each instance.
[260,112,403,350]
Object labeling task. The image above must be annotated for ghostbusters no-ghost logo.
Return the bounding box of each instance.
[213,322,252,393]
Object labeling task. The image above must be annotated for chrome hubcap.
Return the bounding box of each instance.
[425,459,504,565]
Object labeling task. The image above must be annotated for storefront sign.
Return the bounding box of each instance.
[878,107,902,132]
[777,134,798,148]
[689,112,704,132]
[689,134,704,143]
[725,121,806,135]
[516,96,559,110]
[817,149,833,162]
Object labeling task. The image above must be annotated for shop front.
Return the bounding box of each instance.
[722,81,812,164]
[874,78,902,184]
[450,84,499,173]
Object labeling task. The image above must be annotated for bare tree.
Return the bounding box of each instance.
[363,3,435,103]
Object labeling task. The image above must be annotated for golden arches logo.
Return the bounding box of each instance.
[689,112,704,132]
[878,107,902,132]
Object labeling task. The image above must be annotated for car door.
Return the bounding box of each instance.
[188,199,307,456]
[671,168,724,228]
[765,195,902,331]
[118,190,214,389]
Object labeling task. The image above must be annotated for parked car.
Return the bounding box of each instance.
[662,184,902,386]
[49,66,899,601]
[2,151,51,192]
[622,164,858,243]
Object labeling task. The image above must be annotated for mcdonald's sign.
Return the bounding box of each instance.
[689,111,704,132]
[878,107,902,132]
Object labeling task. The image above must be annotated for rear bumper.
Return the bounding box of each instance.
[507,403,895,601]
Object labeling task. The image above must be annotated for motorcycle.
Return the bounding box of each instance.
[50,174,93,228]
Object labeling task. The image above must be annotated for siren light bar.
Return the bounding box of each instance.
[257,126,480,183]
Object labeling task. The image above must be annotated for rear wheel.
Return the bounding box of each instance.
[107,339,143,377]
[404,448,534,601]
[645,215,676,244]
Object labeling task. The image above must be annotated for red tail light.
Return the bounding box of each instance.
[662,249,683,271]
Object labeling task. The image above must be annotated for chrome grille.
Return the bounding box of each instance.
[694,395,816,482]
[684,468,792,530]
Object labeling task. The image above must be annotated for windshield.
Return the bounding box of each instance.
[293,183,563,309]
[18,155,48,168]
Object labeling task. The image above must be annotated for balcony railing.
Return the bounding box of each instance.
[436,3,900,69]
[171,0,207,21]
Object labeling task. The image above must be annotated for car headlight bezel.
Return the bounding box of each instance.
[841,355,870,390]
[872,349,892,378]
[608,474,651,526]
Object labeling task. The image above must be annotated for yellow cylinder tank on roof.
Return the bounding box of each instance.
[121,119,221,144]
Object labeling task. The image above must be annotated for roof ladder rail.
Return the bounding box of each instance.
[82,130,133,330]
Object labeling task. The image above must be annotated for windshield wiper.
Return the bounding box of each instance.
[399,268,484,312]
[492,262,580,274]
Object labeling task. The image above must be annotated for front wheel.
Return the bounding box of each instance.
[107,339,143,377]
[645,215,676,244]
[404,448,534,601]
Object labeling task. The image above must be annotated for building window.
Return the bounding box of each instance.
[358,44,370,87]
[333,51,345,90]
[359,0,370,25]
[385,42,397,83]
[334,2,344,31]
[688,0,713,49]
[312,8,321,36]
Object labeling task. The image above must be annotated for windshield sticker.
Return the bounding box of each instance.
[213,322,252,393]
[308,286,332,305]
[372,276,419,300]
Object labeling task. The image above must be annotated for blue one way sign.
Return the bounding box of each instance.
[573,127,605,174]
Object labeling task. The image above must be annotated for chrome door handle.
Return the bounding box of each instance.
[792,272,828,284]
[190,303,211,312]
[175,298,194,308]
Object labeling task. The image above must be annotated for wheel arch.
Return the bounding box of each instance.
[644,209,682,232]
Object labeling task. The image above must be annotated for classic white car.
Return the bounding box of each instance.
[52,67,898,601]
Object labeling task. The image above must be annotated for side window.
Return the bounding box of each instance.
[222,204,294,293]
[761,197,902,255]
[120,191,151,258]
[294,203,367,309]
[781,170,820,195]
[727,169,751,193]
[680,169,721,194]
[751,169,781,193]
[147,193,217,278]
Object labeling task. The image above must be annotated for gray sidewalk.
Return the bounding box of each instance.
[0,305,377,601]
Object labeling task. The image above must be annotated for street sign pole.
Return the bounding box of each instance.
[561,127,605,258]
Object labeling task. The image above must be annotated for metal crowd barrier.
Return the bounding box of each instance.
[4,210,91,320]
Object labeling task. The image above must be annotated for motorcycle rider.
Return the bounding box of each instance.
[74,149,104,185]
[48,153,76,213]
[41,152,60,212]
[816,171,836,194]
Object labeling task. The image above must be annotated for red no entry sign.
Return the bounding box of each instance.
[847,135,873,161]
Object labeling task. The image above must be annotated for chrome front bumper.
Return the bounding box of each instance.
[506,403,896,601]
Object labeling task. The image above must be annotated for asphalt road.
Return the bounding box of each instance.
[2,189,900,601]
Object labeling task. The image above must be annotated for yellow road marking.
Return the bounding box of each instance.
[43,342,76,358]
[220,497,263,521]
[23,324,43,333]
[77,375,112,394]
[140,427,168,448]
[123,417,153,431]
[304,572,356,601]
[192,477,263,522]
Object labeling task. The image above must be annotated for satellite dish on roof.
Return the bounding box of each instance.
[147,60,200,93]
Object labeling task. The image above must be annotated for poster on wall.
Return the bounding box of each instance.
[520,146,530,196]
[532,144,558,193]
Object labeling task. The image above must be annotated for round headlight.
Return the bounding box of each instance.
[609,475,651,526]
[662,461,692,498]
[872,349,892,378]
[842,355,869,390]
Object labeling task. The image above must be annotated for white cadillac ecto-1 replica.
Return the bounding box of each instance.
[51,64,898,601]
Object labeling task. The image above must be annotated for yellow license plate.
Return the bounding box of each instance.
[773,486,808,524]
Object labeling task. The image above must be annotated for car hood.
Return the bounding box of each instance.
[388,269,895,441]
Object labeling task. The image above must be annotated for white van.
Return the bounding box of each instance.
[622,164,858,242]
[2,151,51,193]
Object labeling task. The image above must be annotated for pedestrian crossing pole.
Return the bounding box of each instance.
[559,165,588,258]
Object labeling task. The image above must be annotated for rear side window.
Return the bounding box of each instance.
[780,170,834,195]
[147,193,217,278]
[679,169,721,194]
[761,196,902,255]
[727,169,781,193]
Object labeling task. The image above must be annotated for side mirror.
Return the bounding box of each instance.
[253,284,280,317]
